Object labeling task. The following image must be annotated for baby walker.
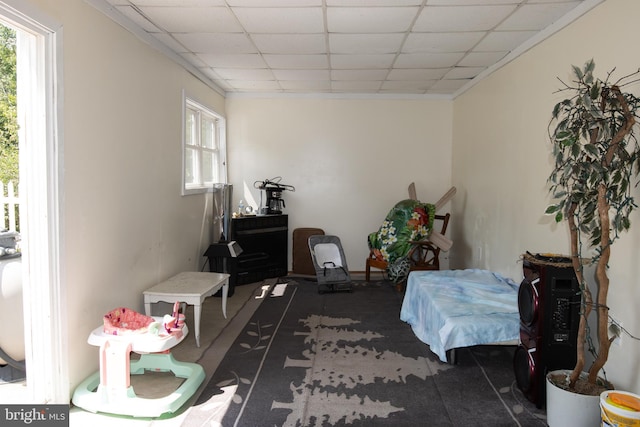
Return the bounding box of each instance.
[72,302,205,418]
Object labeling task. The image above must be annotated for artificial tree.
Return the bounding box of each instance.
[546,59,640,393]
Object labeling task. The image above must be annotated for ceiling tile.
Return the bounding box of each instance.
[497,2,582,31]
[280,80,331,91]
[197,53,268,68]
[380,80,434,91]
[263,54,329,69]
[118,0,226,5]
[327,7,419,33]
[227,0,321,6]
[271,69,331,80]
[138,6,242,32]
[473,30,538,52]
[232,7,325,33]
[208,78,234,91]
[394,52,465,68]
[403,32,486,53]
[227,80,283,91]
[443,66,486,79]
[252,34,326,54]
[331,54,396,69]
[212,68,275,81]
[116,6,161,32]
[329,33,405,54]
[327,0,423,5]
[413,5,518,32]
[457,51,508,67]
[173,33,257,54]
[178,52,208,67]
[331,80,382,92]
[386,68,449,80]
[197,67,224,81]
[331,69,388,80]
[427,0,518,4]
[151,33,188,52]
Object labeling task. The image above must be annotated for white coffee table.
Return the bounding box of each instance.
[143,271,230,347]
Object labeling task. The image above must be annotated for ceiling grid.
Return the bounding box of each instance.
[98,0,602,97]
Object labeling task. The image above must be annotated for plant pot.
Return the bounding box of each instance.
[546,370,604,427]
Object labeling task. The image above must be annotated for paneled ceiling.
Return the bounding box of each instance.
[95,0,602,97]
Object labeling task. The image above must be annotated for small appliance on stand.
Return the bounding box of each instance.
[254,177,295,215]
[206,183,241,296]
[211,183,233,242]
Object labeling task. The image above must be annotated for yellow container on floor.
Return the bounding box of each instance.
[601,390,640,426]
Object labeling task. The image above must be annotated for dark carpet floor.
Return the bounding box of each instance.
[186,278,547,427]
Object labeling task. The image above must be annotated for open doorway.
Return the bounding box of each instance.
[0,21,25,387]
[0,1,65,404]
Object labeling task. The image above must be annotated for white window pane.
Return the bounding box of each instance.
[202,151,214,183]
[212,152,221,182]
[201,116,216,149]
[185,147,197,185]
[186,108,198,146]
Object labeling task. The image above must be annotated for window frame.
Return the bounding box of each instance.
[2,0,67,403]
[181,92,227,196]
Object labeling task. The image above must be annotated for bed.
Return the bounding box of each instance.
[400,269,520,363]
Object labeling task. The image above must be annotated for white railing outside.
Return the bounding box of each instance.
[1,180,20,232]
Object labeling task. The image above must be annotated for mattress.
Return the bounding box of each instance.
[400,269,520,362]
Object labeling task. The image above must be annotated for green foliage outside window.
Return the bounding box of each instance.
[0,24,17,186]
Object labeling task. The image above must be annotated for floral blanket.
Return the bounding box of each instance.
[368,199,435,283]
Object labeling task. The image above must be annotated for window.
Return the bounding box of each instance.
[182,94,226,195]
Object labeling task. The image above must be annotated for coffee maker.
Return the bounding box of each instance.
[265,186,285,214]
[255,177,295,215]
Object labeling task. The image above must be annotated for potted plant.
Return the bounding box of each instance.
[545,59,640,424]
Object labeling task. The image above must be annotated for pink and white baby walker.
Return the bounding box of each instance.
[72,302,204,418]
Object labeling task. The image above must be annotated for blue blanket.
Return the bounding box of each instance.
[400,269,520,362]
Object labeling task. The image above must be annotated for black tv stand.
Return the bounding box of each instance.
[231,214,288,285]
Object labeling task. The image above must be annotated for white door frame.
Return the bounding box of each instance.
[1,0,66,403]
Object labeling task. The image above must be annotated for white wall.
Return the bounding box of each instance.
[28,0,225,390]
[226,96,453,272]
[452,0,640,393]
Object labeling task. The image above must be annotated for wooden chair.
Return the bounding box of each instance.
[406,213,450,271]
[365,213,450,282]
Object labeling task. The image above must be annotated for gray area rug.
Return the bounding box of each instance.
[185,278,547,426]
